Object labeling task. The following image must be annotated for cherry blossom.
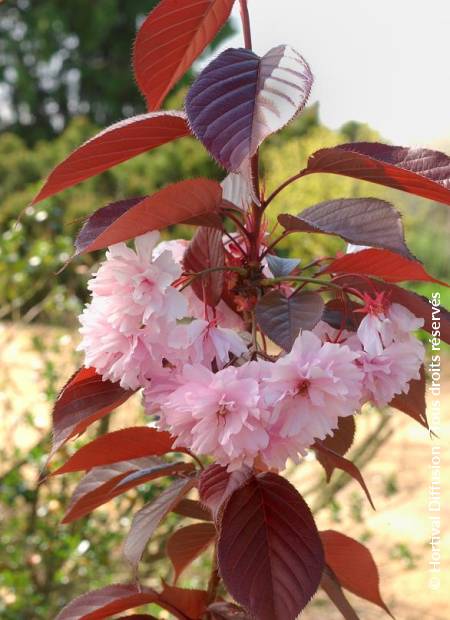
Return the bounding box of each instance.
[265,331,363,445]
[182,319,248,368]
[157,363,270,470]
[78,232,189,389]
[357,338,424,406]
[78,298,153,389]
[88,231,187,329]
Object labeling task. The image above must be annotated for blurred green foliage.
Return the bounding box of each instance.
[0,0,234,143]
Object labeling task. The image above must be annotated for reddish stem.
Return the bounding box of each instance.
[261,231,290,257]
[239,0,262,261]
[239,0,253,49]
[264,170,304,207]
[226,210,249,237]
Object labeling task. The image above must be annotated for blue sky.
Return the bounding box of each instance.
[214,0,450,146]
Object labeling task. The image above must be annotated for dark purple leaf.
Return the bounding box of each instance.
[186,46,312,171]
[198,464,251,520]
[321,567,361,620]
[314,441,375,509]
[255,290,324,351]
[390,365,428,428]
[183,226,225,307]
[266,254,301,278]
[159,583,208,620]
[55,582,207,620]
[300,142,450,206]
[316,416,356,481]
[208,602,252,619]
[217,473,324,620]
[75,197,144,254]
[322,297,361,331]
[279,198,413,258]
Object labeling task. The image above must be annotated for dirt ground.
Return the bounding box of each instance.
[1,322,448,619]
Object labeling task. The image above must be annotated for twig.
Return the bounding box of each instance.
[260,275,342,291]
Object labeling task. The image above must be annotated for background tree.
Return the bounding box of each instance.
[0,0,233,143]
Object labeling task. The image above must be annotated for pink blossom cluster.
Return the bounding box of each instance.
[78,232,246,390]
[144,331,363,470]
[78,234,425,471]
[352,294,425,406]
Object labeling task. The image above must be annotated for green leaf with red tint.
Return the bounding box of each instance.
[74,179,224,254]
[51,367,133,457]
[316,416,356,481]
[279,198,413,258]
[167,522,216,582]
[32,112,190,204]
[54,584,160,620]
[313,441,375,509]
[124,477,196,569]
[134,0,235,110]
[255,290,324,352]
[53,427,178,475]
[300,142,450,206]
[183,226,225,307]
[320,530,393,617]
[63,458,195,523]
[321,567,361,620]
[186,46,312,171]
[217,472,324,620]
[390,365,428,428]
[324,248,447,285]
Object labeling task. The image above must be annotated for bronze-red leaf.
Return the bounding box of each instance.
[51,367,133,457]
[217,472,324,620]
[320,530,393,617]
[33,112,190,204]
